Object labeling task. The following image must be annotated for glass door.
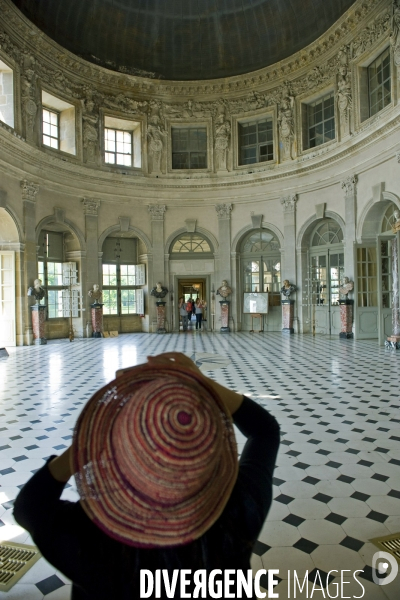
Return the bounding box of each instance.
[310,250,344,334]
[0,252,16,347]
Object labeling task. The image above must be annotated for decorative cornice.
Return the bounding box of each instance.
[280,194,298,212]
[341,175,358,196]
[82,197,101,216]
[148,204,166,220]
[215,203,233,219]
[20,179,39,202]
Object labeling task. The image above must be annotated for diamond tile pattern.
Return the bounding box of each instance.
[0,333,400,596]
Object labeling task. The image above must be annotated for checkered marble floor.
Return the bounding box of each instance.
[0,332,400,599]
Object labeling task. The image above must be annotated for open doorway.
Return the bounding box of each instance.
[177,278,207,331]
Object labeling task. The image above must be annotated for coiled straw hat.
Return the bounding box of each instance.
[72,362,238,548]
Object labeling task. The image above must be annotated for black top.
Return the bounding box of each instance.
[14,396,280,600]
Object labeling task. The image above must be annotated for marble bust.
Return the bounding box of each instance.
[150,282,168,299]
[88,284,103,304]
[216,280,232,298]
[339,277,354,297]
[281,279,296,299]
[27,278,46,304]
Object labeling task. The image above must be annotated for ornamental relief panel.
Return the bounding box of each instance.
[0,0,396,177]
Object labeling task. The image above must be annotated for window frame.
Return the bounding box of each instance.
[232,108,277,170]
[42,106,60,150]
[355,42,394,127]
[167,119,212,174]
[367,47,391,118]
[104,127,133,167]
[238,117,274,166]
[102,263,145,316]
[305,91,336,149]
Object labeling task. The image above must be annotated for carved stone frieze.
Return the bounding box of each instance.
[148,204,166,220]
[82,198,101,216]
[341,175,358,196]
[21,179,39,202]
[215,203,233,219]
[280,194,298,212]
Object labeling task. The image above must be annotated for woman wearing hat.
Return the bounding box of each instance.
[14,352,279,599]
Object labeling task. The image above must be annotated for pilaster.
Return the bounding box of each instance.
[280,194,297,284]
[215,203,233,330]
[341,175,358,281]
[148,205,166,332]
[82,198,101,336]
[21,179,39,345]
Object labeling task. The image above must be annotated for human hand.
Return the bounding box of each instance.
[146,352,202,376]
[48,446,73,483]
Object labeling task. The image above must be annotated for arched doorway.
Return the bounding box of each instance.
[169,232,214,331]
[240,229,281,331]
[356,201,398,342]
[309,219,344,335]
[0,208,20,347]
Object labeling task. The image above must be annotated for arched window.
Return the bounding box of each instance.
[241,229,281,306]
[311,220,344,246]
[170,233,213,256]
[381,203,398,233]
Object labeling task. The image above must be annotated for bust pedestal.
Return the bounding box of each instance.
[219,300,230,333]
[31,305,47,345]
[339,299,353,339]
[282,300,294,333]
[156,302,167,333]
[91,302,104,338]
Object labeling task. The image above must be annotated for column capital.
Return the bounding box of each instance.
[21,179,39,203]
[82,197,101,216]
[215,203,233,219]
[280,194,298,212]
[341,175,358,197]
[148,204,166,220]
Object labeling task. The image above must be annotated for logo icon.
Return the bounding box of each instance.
[372,551,398,585]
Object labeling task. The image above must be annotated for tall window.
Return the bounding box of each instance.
[307,92,335,148]
[238,118,273,165]
[357,247,378,307]
[310,220,344,307]
[172,128,207,169]
[241,230,281,306]
[105,128,132,166]
[37,231,78,318]
[102,237,144,314]
[368,48,391,117]
[42,108,59,149]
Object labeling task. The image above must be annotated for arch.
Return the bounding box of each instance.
[165,227,218,255]
[232,222,284,254]
[357,191,400,241]
[36,214,86,252]
[0,205,23,244]
[98,224,152,254]
[297,211,345,250]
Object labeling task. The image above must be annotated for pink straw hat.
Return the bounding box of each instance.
[71,362,238,548]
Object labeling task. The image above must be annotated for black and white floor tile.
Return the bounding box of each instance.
[0,332,400,599]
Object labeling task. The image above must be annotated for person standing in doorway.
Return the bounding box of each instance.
[195,298,204,330]
[186,298,194,325]
[179,297,188,331]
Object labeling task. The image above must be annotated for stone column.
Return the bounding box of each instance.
[22,179,39,345]
[82,198,101,337]
[341,175,357,282]
[280,194,297,332]
[215,204,233,331]
[148,205,166,333]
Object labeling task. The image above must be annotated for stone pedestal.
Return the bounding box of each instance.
[282,300,294,333]
[91,302,104,338]
[219,300,230,333]
[156,301,167,333]
[31,304,47,345]
[339,299,354,339]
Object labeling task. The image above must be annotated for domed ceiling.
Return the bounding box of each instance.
[12,0,356,81]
